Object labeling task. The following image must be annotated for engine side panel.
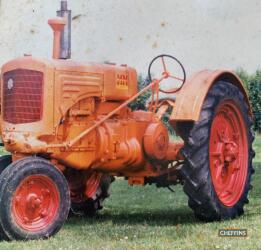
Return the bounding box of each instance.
[53,61,138,126]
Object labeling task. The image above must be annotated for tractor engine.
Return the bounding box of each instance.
[1,56,174,175]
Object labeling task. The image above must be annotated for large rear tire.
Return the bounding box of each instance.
[177,81,255,221]
[0,157,70,240]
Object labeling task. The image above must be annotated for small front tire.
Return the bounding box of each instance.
[0,157,70,240]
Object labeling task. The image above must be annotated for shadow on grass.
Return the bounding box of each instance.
[66,206,201,227]
[66,162,260,228]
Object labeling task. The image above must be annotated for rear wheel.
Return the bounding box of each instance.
[65,169,114,217]
[0,157,70,240]
[178,81,255,220]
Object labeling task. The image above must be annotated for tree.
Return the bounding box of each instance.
[129,75,151,111]
[237,69,261,133]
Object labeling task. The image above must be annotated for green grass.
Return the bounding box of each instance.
[0,137,260,250]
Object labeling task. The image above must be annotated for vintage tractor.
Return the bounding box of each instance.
[0,1,255,240]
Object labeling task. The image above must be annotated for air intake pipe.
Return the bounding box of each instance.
[48,17,66,59]
[48,1,71,60]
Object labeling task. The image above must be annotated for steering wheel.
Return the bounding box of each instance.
[148,54,186,94]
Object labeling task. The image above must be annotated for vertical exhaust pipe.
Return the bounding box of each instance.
[57,1,72,59]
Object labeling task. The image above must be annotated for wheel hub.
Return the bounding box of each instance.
[26,193,42,210]
[218,131,239,164]
[224,141,238,163]
[12,175,60,231]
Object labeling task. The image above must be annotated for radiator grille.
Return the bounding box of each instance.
[3,69,43,124]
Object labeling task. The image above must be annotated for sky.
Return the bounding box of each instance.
[0,0,260,76]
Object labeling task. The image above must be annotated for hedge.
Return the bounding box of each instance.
[236,69,261,133]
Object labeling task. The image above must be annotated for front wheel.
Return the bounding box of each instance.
[0,157,70,240]
[178,81,255,221]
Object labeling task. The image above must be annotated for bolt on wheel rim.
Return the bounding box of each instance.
[209,101,248,207]
[12,175,60,232]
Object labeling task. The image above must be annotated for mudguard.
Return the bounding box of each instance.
[170,70,252,121]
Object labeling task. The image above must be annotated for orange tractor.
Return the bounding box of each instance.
[0,1,255,240]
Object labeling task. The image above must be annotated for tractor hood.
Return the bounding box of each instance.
[1,56,138,129]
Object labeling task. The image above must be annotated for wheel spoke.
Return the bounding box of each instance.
[169,75,184,82]
[217,130,225,142]
[161,56,167,72]
[215,164,224,180]
[223,126,230,142]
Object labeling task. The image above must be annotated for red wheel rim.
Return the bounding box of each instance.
[12,175,60,232]
[209,100,248,207]
[85,172,102,198]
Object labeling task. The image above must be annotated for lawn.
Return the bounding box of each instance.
[0,137,260,250]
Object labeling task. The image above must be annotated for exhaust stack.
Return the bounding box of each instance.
[57,1,72,59]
